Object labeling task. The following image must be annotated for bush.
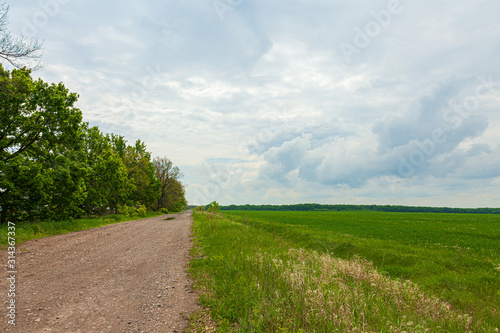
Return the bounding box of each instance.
[126,206,137,217]
[137,204,147,217]
[208,201,220,213]
[160,208,169,214]
[117,204,126,215]
[117,204,146,217]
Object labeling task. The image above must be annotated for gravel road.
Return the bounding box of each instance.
[1,212,199,333]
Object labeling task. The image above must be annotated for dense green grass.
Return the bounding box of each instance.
[227,211,500,327]
[189,211,500,332]
[0,211,163,247]
[225,211,499,254]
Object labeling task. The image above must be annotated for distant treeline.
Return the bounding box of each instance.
[221,204,500,214]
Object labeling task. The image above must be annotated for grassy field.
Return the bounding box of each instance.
[188,211,500,332]
[0,211,163,247]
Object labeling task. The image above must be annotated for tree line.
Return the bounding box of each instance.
[0,64,186,223]
[221,204,500,214]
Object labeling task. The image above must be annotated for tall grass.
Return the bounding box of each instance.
[188,212,498,332]
[226,211,500,328]
[0,211,163,247]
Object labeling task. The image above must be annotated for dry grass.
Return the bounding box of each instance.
[249,248,479,332]
[185,308,218,333]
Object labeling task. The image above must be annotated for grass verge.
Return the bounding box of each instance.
[0,211,163,247]
[188,211,499,332]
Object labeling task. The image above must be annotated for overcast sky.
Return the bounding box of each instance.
[6,0,500,207]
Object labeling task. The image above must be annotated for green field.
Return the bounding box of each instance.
[188,211,500,332]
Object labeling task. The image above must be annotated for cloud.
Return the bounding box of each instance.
[372,74,491,157]
[5,0,500,207]
[255,74,498,189]
[259,133,312,182]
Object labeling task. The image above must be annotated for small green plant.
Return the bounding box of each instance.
[207,201,220,213]
[160,208,169,214]
[117,204,147,217]
[129,206,138,216]
[30,224,42,235]
[137,204,147,217]
[116,204,126,215]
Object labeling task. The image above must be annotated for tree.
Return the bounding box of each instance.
[0,63,183,222]
[152,156,185,211]
[170,185,187,212]
[0,65,82,164]
[0,65,83,223]
[121,140,160,210]
[0,2,43,69]
[81,125,131,215]
[41,150,88,220]
[0,154,52,222]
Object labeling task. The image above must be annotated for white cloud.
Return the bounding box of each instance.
[5,0,500,207]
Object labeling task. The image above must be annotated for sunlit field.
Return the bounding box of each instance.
[188,211,500,332]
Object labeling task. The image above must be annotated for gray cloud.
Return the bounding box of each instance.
[5,0,500,207]
[256,74,498,189]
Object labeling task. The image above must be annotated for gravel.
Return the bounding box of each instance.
[0,212,199,332]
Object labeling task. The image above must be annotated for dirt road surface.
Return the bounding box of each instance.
[1,212,199,333]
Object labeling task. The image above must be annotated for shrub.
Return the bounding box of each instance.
[137,204,147,217]
[117,204,144,217]
[208,201,220,213]
[117,204,126,215]
[160,208,169,214]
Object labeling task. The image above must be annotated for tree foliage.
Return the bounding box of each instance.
[122,140,160,210]
[0,67,82,163]
[0,65,186,223]
[153,156,186,212]
[0,65,83,222]
[80,126,130,215]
